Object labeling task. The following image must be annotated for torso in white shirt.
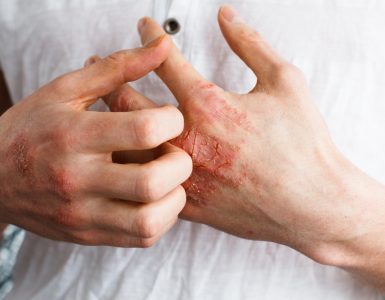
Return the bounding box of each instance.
[0,0,384,299]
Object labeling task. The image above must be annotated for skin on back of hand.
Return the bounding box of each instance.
[111,7,385,291]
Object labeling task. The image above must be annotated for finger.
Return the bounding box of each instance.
[84,55,157,112]
[51,34,171,108]
[218,5,284,87]
[106,83,157,112]
[87,144,192,202]
[87,217,178,248]
[138,17,209,104]
[84,55,162,164]
[77,106,184,152]
[91,185,186,238]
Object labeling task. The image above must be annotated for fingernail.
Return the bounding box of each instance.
[137,17,147,34]
[84,56,97,67]
[220,5,244,24]
[144,34,166,48]
[137,17,165,47]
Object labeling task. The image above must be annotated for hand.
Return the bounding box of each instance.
[133,8,347,258]
[0,35,192,248]
[110,5,385,273]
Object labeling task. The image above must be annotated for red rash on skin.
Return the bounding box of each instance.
[204,98,255,134]
[6,134,35,186]
[47,167,75,203]
[172,81,256,206]
[191,81,256,134]
[171,127,241,206]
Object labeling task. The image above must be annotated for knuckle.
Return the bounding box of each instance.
[104,51,133,81]
[134,210,161,239]
[133,114,161,148]
[165,105,184,134]
[53,205,88,230]
[272,63,291,78]
[239,28,262,46]
[136,166,163,201]
[136,237,158,248]
[272,63,305,86]
[47,166,78,200]
[176,185,187,202]
[104,52,124,70]
[172,186,187,211]
[70,230,96,245]
[163,104,182,117]
[106,51,128,66]
[180,152,193,176]
[50,74,72,93]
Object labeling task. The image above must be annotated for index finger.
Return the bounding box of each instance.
[83,55,158,112]
[138,17,210,105]
[51,35,171,108]
[77,106,184,152]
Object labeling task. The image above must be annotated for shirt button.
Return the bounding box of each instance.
[163,18,181,35]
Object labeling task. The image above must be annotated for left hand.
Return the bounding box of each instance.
[107,5,385,267]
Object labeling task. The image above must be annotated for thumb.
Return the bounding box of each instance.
[51,34,171,110]
[84,55,158,112]
[218,5,284,86]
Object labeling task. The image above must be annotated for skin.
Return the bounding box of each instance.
[0,36,193,247]
[109,6,385,291]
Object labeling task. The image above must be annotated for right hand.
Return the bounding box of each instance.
[0,35,192,248]
[132,10,382,266]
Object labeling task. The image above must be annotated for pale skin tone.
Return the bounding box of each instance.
[1,4,385,293]
[103,5,385,291]
[0,36,193,247]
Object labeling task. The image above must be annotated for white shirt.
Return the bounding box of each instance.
[1,0,385,299]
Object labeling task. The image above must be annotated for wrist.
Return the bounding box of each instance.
[304,153,385,270]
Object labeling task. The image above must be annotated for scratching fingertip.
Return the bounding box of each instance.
[219,4,232,15]
[84,55,100,67]
[219,4,244,24]
[137,17,149,35]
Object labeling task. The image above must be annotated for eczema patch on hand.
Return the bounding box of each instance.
[171,127,241,206]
